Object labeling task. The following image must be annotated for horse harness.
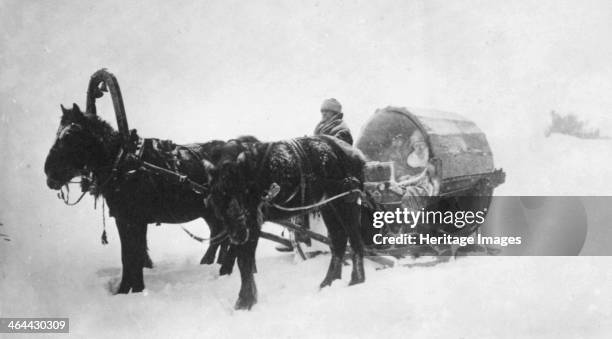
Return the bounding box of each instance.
[257,138,363,215]
[61,132,210,208]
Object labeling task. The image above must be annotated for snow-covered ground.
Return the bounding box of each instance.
[2,218,612,338]
[1,134,612,338]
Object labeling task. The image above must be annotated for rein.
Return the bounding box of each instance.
[266,188,363,213]
[137,159,209,194]
[181,226,228,245]
[58,184,88,206]
[57,146,126,206]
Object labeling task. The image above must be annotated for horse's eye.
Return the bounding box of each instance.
[57,123,82,140]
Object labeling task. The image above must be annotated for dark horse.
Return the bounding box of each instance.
[207,136,366,309]
[43,102,249,293]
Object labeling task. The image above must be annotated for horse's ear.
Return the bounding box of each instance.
[60,104,76,119]
[72,103,82,113]
[60,103,83,120]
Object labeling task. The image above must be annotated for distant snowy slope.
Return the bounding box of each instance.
[492,134,612,195]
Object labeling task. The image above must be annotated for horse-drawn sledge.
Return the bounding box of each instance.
[44,69,505,309]
[275,105,506,260]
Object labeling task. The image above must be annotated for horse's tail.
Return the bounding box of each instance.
[85,68,130,144]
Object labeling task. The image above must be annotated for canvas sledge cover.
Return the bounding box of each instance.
[356,106,495,181]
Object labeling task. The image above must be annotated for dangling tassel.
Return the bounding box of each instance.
[101,199,109,245]
[101,229,108,245]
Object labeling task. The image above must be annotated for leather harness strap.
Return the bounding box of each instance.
[284,139,309,207]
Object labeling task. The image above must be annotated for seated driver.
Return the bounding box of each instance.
[394,130,439,210]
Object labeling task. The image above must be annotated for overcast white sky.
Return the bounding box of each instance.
[1,0,612,200]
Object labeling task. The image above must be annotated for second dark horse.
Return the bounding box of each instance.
[208,136,367,310]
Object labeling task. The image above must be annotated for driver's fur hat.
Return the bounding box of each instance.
[320,98,342,114]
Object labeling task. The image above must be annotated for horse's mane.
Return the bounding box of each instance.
[234,135,260,144]
[80,111,122,144]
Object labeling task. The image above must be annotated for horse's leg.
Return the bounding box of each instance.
[143,224,153,269]
[201,244,219,265]
[216,240,227,265]
[219,240,237,276]
[115,220,147,294]
[234,238,259,310]
[201,216,238,275]
[344,202,365,285]
[201,216,221,265]
[319,205,348,288]
[115,220,131,294]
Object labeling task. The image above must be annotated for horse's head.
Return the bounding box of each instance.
[208,140,261,245]
[44,103,114,190]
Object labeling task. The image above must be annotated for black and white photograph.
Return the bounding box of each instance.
[1,0,612,337]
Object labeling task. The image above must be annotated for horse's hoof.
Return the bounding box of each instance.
[200,255,215,265]
[115,283,131,294]
[348,277,365,286]
[234,297,256,310]
[319,279,334,289]
[219,265,233,276]
[131,285,145,293]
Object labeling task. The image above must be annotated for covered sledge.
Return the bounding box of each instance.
[357,106,505,238]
